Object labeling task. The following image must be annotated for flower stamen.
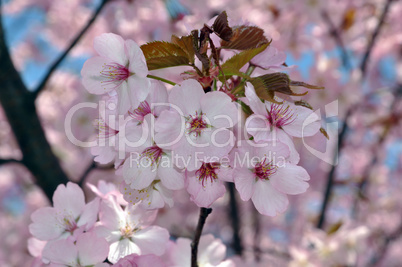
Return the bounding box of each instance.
[254,158,277,180]
[196,163,219,187]
[186,111,208,137]
[267,104,297,128]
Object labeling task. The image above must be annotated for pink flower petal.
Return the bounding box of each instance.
[127,75,151,109]
[158,156,185,190]
[81,56,116,94]
[276,130,300,164]
[126,39,148,77]
[198,234,226,265]
[117,81,131,115]
[108,239,141,264]
[245,83,268,116]
[270,165,310,195]
[168,79,204,115]
[148,80,169,117]
[186,175,226,207]
[42,239,77,265]
[281,105,320,138]
[154,110,185,150]
[94,33,127,65]
[99,197,125,230]
[77,232,109,266]
[251,180,288,216]
[233,168,255,201]
[53,182,85,219]
[216,165,234,182]
[91,143,116,164]
[29,207,63,241]
[77,197,100,231]
[254,139,290,160]
[131,226,169,256]
[126,204,158,227]
[201,91,238,128]
[123,158,158,190]
[245,114,272,142]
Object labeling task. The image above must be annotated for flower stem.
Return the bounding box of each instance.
[147,74,176,86]
[191,207,213,267]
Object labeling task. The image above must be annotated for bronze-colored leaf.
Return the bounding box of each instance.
[250,73,314,102]
[294,100,313,110]
[221,25,269,50]
[212,11,233,41]
[290,81,325,89]
[327,221,343,235]
[140,41,190,70]
[171,34,195,64]
[320,127,330,140]
[340,8,356,31]
[191,30,210,74]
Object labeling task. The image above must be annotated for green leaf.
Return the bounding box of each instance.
[171,35,196,64]
[221,43,269,74]
[221,25,270,50]
[140,41,190,70]
[212,11,233,41]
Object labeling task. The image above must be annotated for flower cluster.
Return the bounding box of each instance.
[28,181,236,266]
[79,12,322,216]
[29,11,324,266]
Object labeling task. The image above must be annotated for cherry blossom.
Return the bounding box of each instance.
[29,182,100,241]
[95,196,169,263]
[244,83,320,163]
[42,232,109,267]
[154,79,239,171]
[121,113,185,193]
[81,33,150,114]
[119,179,174,209]
[185,162,233,208]
[231,140,310,216]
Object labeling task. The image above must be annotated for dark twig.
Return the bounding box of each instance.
[77,161,96,188]
[360,0,394,78]
[252,206,261,262]
[321,10,352,69]
[0,158,22,166]
[227,183,243,256]
[368,223,402,266]
[77,161,114,187]
[191,207,212,267]
[32,0,109,99]
[317,107,353,229]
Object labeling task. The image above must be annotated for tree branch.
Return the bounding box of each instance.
[360,0,395,78]
[77,161,114,188]
[32,0,110,99]
[252,206,261,262]
[227,183,243,256]
[368,223,402,266]
[0,4,69,201]
[316,107,353,229]
[191,207,212,267]
[0,158,22,166]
